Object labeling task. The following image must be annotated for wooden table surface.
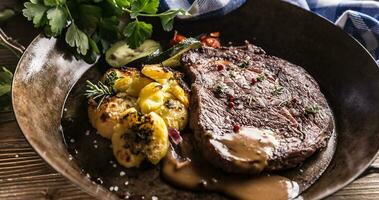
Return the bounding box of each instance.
[1,1,379,199]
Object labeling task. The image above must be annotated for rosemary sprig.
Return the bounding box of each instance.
[85,80,114,108]
[104,71,118,86]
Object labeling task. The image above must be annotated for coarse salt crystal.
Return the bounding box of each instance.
[120,171,126,176]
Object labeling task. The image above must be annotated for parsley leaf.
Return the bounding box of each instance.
[114,0,131,9]
[44,0,66,6]
[46,7,67,36]
[23,1,48,27]
[23,0,187,57]
[130,0,159,18]
[159,9,186,31]
[65,23,89,55]
[123,21,152,48]
[77,4,102,35]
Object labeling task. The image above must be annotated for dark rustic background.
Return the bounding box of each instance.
[0,0,378,199]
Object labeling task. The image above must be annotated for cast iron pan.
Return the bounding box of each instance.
[9,0,379,199]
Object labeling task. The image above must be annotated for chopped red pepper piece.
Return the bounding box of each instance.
[170,31,186,46]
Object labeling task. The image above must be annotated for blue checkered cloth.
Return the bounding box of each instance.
[161,0,379,64]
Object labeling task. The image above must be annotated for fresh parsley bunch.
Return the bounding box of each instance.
[22,0,186,60]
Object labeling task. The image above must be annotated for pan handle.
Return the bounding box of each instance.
[0,28,25,124]
[359,164,379,178]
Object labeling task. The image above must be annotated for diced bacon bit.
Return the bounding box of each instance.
[280,107,298,126]
[170,31,186,46]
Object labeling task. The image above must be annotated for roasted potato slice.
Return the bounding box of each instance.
[166,79,190,108]
[141,64,189,107]
[112,109,145,168]
[138,82,166,114]
[154,98,188,131]
[88,96,137,139]
[103,68,153,97]
[112,111,169,167]
[141,64,173,84]
[139,112,169,164]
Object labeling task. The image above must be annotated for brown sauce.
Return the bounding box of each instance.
[212,127,279,173]
[162,135,299,200]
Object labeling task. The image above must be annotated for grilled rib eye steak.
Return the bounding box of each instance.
[182,43,334,174]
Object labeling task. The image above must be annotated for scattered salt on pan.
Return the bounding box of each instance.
[114,186,119,191]
[113,164,117,168]
[97,177,104,184]
[94,144,98,149]
[70,138,75,143]
[93,140,97,144]
[124,181,129,186]
[14,154,19,158]
[85,130,90,136]
[120,171,126,176]
[109,186,114,191]
[152,196,158,200]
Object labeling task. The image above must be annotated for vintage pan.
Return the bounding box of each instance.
[6,0,379,199]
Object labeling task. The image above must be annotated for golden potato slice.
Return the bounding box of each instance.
[88,96,137,139]
[105,68,152,97]
[138,82,166,114]
[112,111,169,167]
[141,64,173,84]
[140,112,169,164]
[112,112,145,168]
[154,98,188,131]
[166,80,189,108]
